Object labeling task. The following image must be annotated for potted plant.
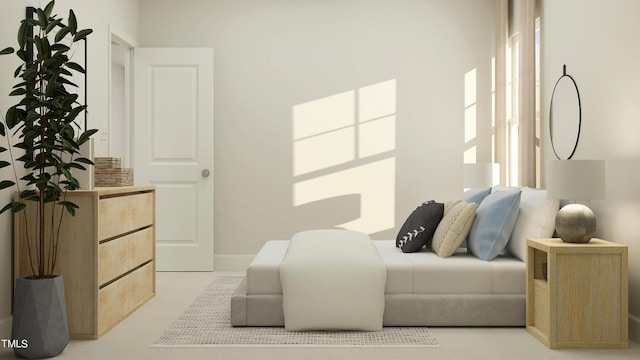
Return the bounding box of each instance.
[0,1,95,358]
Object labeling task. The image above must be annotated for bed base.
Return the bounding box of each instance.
[231,277,526,327]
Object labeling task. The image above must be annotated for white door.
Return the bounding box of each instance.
[134,48,214,271]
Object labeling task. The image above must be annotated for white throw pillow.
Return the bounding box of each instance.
[432,200,478,258]
[506,187,559,261]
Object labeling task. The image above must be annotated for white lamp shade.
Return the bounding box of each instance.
[547,159,605,200]
[464,163,500,188]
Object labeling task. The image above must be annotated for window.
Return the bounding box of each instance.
[497,0,541,187]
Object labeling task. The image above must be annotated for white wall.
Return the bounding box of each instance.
[0,0,139,340]
[541,0,640,342]
[138,0,495,260]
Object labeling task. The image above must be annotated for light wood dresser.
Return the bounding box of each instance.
[14,186,156,339]
[526,238,628,349]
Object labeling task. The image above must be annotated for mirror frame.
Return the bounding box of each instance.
[549,65,582,160]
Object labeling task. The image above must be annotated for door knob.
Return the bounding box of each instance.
[201,169,210,178]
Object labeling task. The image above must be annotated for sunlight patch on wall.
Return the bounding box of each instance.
[359,116,395,158]
[464,68,477,164]
[293,91,355,175]
[294,127,355,176]
[359,80,396,122]
[292,80,397,235]
[293,158,396,234]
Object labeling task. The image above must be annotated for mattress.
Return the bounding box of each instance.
[246,240,526,296]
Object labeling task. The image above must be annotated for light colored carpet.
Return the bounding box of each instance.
[151,276,439,347]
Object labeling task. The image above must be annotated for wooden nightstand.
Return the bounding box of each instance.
[526,238,628,349]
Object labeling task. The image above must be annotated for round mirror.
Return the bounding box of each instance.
[549,66,581,160]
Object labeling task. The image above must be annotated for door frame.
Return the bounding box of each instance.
[108,25,137,168]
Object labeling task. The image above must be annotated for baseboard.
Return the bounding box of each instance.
[630,313,640,344]
[0,316,11,340]
[214,255,254,271]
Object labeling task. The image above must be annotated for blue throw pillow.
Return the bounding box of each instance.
[467,190,521,261]
[459,187,492,248]
[461,187,492,204]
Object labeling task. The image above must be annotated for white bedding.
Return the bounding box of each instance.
[278,230,387,331]
[249,240,525,296]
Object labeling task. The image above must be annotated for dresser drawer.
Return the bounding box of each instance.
[98,274,129,335]
[98,192,154,240]
[129,227,154,269]
[97,261,155,336]
[129,261,155,308]
[98,227,154,286]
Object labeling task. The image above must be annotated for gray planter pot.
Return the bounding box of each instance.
[12,275,69,359]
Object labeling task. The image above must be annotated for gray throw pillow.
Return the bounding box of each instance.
[396,201,444,253]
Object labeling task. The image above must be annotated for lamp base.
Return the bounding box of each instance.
[555,204,596,243]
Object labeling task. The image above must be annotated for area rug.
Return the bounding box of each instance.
[151,276,439,348]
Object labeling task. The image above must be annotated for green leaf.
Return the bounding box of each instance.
[60,203,77,216]
[0,180,15,189]
[58,76,78,87]
[55,26,72,43]
[44,0,55,18]
[34,35,44,57]
[0,161,11,169]
[13,64,23,77]
[37,8,48,28]
[65,163,86,171]
[60,167,73,180]
[50,43,69,52]
[73,29,92,42]
[45,72,59,96]
[45,18,62,35]
[17,21,27,49]
[15,49,27,62]
[0,47,14,55]
[66,62,85,73]
[77,129,98,144]
[23,110,39,124]
[20,190,38,201]
[68,10,77,33]
[6,106,26,129]
[65,106,84,121]
[9,88,26,96]
[74,157,94,165]
[0,203,15,215]
[0,202,26,215]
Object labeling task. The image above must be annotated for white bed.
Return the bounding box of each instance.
[231,187,557,328]
[232,239,526,327]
